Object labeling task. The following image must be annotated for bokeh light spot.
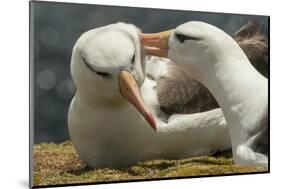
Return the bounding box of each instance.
[56,80,76,100]
[36,70,56,90]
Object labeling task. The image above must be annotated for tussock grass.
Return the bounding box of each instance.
[33,141,267,186]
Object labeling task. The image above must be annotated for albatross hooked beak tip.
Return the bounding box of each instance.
[118,70,157,131]
[141,29,174,58]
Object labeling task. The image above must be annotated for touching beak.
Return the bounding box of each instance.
[118,70,157,131]
[141,29,174,58]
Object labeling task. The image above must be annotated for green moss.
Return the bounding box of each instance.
[33,141,267,186]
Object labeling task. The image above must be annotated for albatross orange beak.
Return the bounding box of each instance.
[118,70,157,131]
[141,29,174,58]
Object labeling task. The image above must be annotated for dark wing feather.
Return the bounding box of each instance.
[233,21,268,78]
[156,63,219,116]
[250,126,268,155]
[248,109,268,156]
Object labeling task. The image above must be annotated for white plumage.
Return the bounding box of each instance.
[142,21,268,168]
[68,22,231,168]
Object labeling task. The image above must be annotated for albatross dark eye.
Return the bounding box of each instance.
[175,33,200,43]
[95,71,110,77]
[131,53,135,63]
[82,57,110,78]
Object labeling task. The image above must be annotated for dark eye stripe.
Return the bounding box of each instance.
[131,53,135,63]
[95,71,110,77]
[175,33,200,43]
[82,57,110,78]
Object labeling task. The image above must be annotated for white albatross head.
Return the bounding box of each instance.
[141,21,249,82]
[71,22,156,131]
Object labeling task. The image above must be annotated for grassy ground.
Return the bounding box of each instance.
[33,141,267,187]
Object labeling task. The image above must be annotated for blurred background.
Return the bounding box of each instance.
[31,1,268,143]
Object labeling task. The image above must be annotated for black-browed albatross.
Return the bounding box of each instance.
[142,21,268,168]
